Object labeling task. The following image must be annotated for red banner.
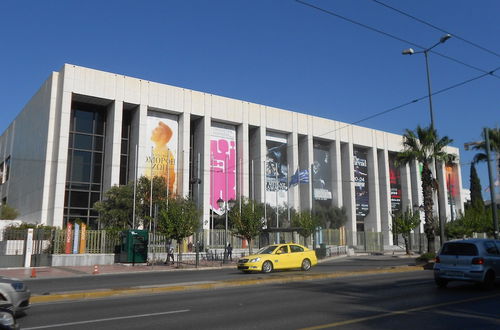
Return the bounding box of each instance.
[65,223,73,254]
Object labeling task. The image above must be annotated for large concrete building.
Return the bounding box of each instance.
[0,64,464,247]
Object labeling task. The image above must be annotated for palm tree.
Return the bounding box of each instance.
[472,128,500,181]
[396,126,455,253]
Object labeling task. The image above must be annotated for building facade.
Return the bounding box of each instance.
[0,64,464,247]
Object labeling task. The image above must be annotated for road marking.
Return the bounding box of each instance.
[299,293,500,330]
[22,309,190,329]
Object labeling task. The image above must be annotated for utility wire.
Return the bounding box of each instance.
[371,0,500,59]
[295,0,500,80]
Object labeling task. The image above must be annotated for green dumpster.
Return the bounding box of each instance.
[119,230,149,263]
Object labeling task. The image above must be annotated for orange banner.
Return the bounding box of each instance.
[65,223,73,254]
[79,223,87,254]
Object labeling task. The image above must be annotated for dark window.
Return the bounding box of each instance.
[484,241,499,255]
[64,103,106,227]
[290,245,304,253]
[94,136,104,151]
[441,243,478,256]
[69,191,89,208]
[74,134,93,150]
[4,157,10,182]
[74,110,94,133]
[71,151,92,182]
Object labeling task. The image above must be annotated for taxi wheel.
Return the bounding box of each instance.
[301,259,311,271]
[262,261,273,273]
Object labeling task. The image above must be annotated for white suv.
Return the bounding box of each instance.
[434,238,500,288]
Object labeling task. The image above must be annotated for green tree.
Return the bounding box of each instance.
[136,176,170,229]
[391,208,421,255]
[313,203,348,229]
[469,163,484,211]
[0,204,19,219]
[228,198,264,254]
[292,210,317,246]
[157,196,200,265]
[396,125,455,253]
[472,127,500,162]
[446,207,493,239]
[94,183,135,229]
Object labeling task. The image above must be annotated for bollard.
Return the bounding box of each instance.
[92,265,99,275]
[30,268,37,278]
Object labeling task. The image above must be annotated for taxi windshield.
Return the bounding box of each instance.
[257,245,278,254]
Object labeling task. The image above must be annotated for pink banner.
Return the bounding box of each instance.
[210,124,236,214]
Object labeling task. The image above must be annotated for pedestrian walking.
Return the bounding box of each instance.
[226,243,233,261]
[165,239,175,265]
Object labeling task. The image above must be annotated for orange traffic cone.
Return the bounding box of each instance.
[30,268,37,278]
[92,265,99,275]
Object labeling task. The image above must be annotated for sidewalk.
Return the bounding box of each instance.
[0,260,238,280]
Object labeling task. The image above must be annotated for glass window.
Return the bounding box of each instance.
[69,208,88,216]
[95,112,105,135]
[290,245,304,253]
[74,134,93,150]
[441,243,478,256]
[71,151,92,182]
[71,183,90,190]
[94,136,103,151]
[278,245,289,254]
[90,192,100,207]
[74,110,94,133]
[69,191,89,208]
[484,241,499,255]
[4,157,10,181]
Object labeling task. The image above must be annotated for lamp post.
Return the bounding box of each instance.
[402,34,452,248]
[217,197,235,263]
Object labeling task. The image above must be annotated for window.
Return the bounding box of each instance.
[290,245,304,253]
[441,243,478,256]
[0,161,3,184]
[484,241,499,255]
[64,103,106,229]
[4,157,10,182]
[279,246,289,254]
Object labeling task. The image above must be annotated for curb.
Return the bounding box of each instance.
[31,264,424,304]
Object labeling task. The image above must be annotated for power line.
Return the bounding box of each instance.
[294,0,500,80]
[371,0,500,59]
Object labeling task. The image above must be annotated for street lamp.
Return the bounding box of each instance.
[402,34,452,248]
[217,197,236,262]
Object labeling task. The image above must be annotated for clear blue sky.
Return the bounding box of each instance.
[1,0,499,197]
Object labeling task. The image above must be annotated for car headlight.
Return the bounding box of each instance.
[11,282,25,292]
[250,257,261,263]
[0,311,15,327]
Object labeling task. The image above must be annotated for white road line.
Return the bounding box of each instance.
[22,309,190,329]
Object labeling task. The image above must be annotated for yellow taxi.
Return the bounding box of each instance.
[237,243,318,273]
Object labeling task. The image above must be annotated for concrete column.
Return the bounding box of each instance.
[365,146,381,232]
[401,163,413,214]
[288,132,299,210]
[437,161,450,222]
[378,149,392,246]
[103,100,123,191]
[178,112,191,198]
[410,160,424,233]
[200,116,211,230]
[453,162,465,215]
[51,89,73,228]
[341,141,356,245]
[237,122,249,198]
[129,104,147,181]
[330,139,343,208]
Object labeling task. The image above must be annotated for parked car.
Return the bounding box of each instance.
[0,303,20,330]
[0,277,30,314]
[433,238,500,288]
[237,243,318,273]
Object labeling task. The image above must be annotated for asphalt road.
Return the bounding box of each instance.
[24,255,418,295]
[18,269,500,330]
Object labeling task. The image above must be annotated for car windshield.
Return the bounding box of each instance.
[257,245,278,254]
[441,243,478,256]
